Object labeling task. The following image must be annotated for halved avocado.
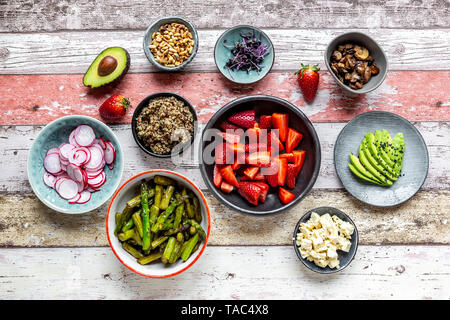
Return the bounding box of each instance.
[83,47,130,88]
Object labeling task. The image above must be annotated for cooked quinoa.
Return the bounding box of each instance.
[136,96,194,155]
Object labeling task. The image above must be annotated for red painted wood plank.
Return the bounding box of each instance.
[0,71,448,125]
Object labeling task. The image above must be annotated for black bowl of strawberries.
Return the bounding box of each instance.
[199,95,321,215]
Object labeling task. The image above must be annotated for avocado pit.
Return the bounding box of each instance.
[98,55,118,76]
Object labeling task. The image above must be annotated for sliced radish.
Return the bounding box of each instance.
[85,146,104,170]
[68,193,81,204]
[69,129,80,147]
[76,191,91,204]
[86,169,103,179]
[46,147,60,156]
[68,147,89,166]
[54,176,69,190]
[44,153,62,174]
[43,172,56,188]
[87,171,105,187]
[104,141,116,165]
[59,143,75,161]
[97,137,107,150]
[67,163,83,183]
[56,179,79,200]
[74,125,95,147]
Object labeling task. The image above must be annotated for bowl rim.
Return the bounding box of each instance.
[213,24,275,84]
[292,206,359,274]
[199,94,321,216]
[26,115,124,214]
[105,169,211,278]
[142,16,199,71]
[324,31,388,94]
[131,91,198,158]
[333,110,430,207]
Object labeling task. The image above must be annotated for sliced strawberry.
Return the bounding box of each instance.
[231,157,241,171]
[218,132,242,144]
[277,157,288,186]
[264,157,279,188]
[220,181,234,194]
[279,187,295,204]
[279,153,294,162]
[238,182,262,206]
[228,110,256,129]
[213,164,223,188]
[247,123,263,144]
[227,143,245,153]
[292,150,306,175]
[245,143,269,153]
[215,143,234,165]
[285,128,303,153]
[219,120,243,131]
[272,113,289,142]
[259,115,272,129]
[267,130,284,154]
[240,171,266,181]
[220,165,239,187]
[252,182,269,203]
[243,166,260,180]
[286,163,299,189]
[246,151,271,167]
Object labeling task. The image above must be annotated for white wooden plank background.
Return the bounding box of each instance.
[0,246,448,300]
[1,29,449,74]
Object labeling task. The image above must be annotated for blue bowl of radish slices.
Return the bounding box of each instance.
[27,115,124,214]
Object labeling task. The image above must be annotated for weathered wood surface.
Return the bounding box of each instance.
[1,0,449,31]
[1,190,449,247]
[1,71,449,125]
[0,246,448,300]
[1,122,449,193]
[1,29,449,74]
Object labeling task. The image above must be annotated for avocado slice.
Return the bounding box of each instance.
[391,132,405,172]
[83,47,130,88]
[348,163,385,186]
[348,155,386,186]
[375,130,396,168]
[363,133,398,181]
[358,143,393,186]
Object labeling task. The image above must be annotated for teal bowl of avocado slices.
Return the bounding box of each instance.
[334,111,429,207]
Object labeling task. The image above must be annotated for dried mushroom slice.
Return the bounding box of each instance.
[355,47,369,60]
[370,64,380,75]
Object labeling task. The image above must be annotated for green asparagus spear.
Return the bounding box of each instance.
[159,185,175,210]
[122,242,144,259]
[151,236,168,250]
[114,194,142,235]
[181,233,200,261]
[131,210,143,237]
[174,202,184,229]
[193,196,202,223]
[182,188,195,219]
[137,252,162,265]
[176,232,184,243]
[149,204,160,229]
[118,229,135,242]
[186,219,206,240]
[141,183,151,251]
[189,226,197,235]
[147,188,155,198]
[154,175,176,186]
[169,241,183,264]
[122,217,135,232]
[154,185,163,208]
[161,237,176,264]
[132,227,143,246]
[151,199,180,233]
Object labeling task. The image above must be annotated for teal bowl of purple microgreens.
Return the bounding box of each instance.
[214,25,274,84]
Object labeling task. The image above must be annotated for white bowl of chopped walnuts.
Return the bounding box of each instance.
[293,206,359,274]
[143,16,199,71]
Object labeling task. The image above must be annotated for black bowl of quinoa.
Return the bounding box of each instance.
[131,92,197,158]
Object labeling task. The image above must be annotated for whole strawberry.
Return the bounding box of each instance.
[295,64,320,102]
[99,94,131,120]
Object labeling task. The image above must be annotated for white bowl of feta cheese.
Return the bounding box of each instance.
[293,206,358,274]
